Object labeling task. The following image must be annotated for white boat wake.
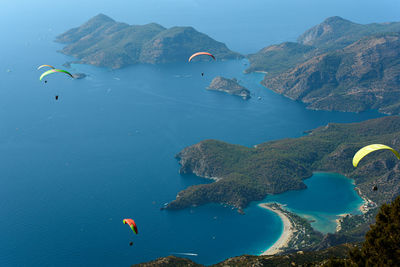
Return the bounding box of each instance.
[171,252,198,256]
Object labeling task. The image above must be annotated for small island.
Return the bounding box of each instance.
[207,76,251,99]
[72,73,86,79]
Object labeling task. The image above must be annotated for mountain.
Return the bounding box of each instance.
[246,16,400,75]
[56,14,242,68]
[245,42,316,75]
[263,33,400,114]
[139,27,241,64]
[245,16,400,114]
[167,116,400,211]
[298,16,400,50]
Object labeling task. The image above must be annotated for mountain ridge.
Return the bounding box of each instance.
[56,14,242,68]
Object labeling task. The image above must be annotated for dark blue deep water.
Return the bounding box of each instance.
[1,0,399,266]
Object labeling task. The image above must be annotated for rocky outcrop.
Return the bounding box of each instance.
[132,256,202,267]
[72,73,86,79]
[207,76,250,99]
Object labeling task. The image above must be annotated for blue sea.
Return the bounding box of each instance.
[1,0,399,266]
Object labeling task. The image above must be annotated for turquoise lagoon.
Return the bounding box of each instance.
[262,172,365,234]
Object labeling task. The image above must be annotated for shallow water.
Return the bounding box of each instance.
[263,172,364,234]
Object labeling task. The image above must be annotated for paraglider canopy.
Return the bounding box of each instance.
[39,69,73,81]
[37,64,55,70]
[188,52,215,62]
[352,144,400,167]
[123,218,138,234]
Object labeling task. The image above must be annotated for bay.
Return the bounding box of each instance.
[1,0,398,266]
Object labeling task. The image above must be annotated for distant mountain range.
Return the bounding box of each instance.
[56,14,242,69]
[247,16,400,114]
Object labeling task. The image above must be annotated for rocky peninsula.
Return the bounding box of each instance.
[207,77,250,99]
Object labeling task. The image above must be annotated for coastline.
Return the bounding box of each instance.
[355,187,377,213]
[335,213,350,232]
[258,203,294,255]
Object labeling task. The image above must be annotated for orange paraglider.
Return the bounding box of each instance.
[123,218,138,235]
[188,52,215,62]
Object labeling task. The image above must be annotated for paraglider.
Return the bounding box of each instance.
[55,95,59,100]
[39,69,73,81]
[372,185,378,191]
[37,64,55,70]
[123,218,138,235]
[352,144,400,167]
[188,52,215,62]
[201,72,204,76]
[123,218,138,246]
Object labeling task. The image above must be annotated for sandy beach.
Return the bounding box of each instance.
[258,203,295,255]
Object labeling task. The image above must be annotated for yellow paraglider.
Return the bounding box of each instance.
[352,144,400,167]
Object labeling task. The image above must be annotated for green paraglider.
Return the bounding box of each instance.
[39,69,73,81]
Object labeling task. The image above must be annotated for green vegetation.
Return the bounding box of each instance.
[246,16,400,115]
[246,16,400,75]
[347,198,400,266]
[170,116,400,211]
[133,245,355,267]
[266,203,324,252]
[263,32,400,114]
[207,77,251,99]
[56,14,242,69]
[245,42,316,75]
[135,196,400,266]
[297,16,400,50]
